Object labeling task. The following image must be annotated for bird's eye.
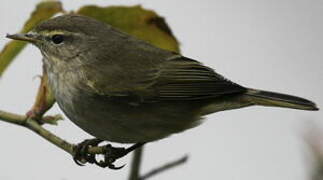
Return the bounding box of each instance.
[51,34,64,44]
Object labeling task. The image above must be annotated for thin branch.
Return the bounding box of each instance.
[26,117,74,154]
[0,110,26,125]
[129,147,144,180]
[0,109,106,156]
[140,155,188,180]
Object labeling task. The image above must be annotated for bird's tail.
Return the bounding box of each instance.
[245,89,319,111]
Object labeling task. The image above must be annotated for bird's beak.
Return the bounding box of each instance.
[6,33,39,43]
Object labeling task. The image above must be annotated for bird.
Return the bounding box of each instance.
[7,14,318,168]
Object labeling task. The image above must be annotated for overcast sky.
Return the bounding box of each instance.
[1,0,323,180]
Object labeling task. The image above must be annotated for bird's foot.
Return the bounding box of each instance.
[95,143,145,169]
[73,139,144,170]
[94,144,128,169]
[73,138,103,166]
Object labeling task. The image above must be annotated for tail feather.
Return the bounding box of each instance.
[245,89,319,111]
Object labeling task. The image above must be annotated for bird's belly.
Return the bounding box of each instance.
[56,94,202,143]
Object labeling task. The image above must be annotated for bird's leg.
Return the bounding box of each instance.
[95,142,145,169]
[73,138,103,166]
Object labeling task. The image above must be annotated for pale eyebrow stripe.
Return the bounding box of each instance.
[38,30,84,38]
[40,30,65,36]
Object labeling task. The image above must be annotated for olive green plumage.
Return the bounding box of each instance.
[7,15,318,143]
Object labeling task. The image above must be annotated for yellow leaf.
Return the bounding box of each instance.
[77,5,180,53]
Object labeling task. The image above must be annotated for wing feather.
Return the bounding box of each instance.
[152,56,246,100]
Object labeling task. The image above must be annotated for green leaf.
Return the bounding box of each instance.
[77,5,180,53]
[0,1,63,77]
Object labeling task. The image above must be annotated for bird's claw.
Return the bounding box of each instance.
[73,138,102,166]
[73,139,127,170]
[94,144,127,169]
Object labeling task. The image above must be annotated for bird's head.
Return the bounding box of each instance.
[6,15,113,68]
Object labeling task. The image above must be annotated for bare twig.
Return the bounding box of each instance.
[129,147,144,180]
[0,109,106,156]
[140,155,188,180]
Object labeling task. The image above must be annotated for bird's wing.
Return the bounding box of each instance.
[150,56,247,100]
[82,55,246,102]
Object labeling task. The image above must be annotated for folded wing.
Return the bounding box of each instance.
[151,56,247,100]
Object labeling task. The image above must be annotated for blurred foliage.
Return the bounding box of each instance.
[26,67,56,120]
[0,1,63,77]
[305,125,323,180]
[77,5,180,53]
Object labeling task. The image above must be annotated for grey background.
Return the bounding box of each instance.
[1,0,322,179]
